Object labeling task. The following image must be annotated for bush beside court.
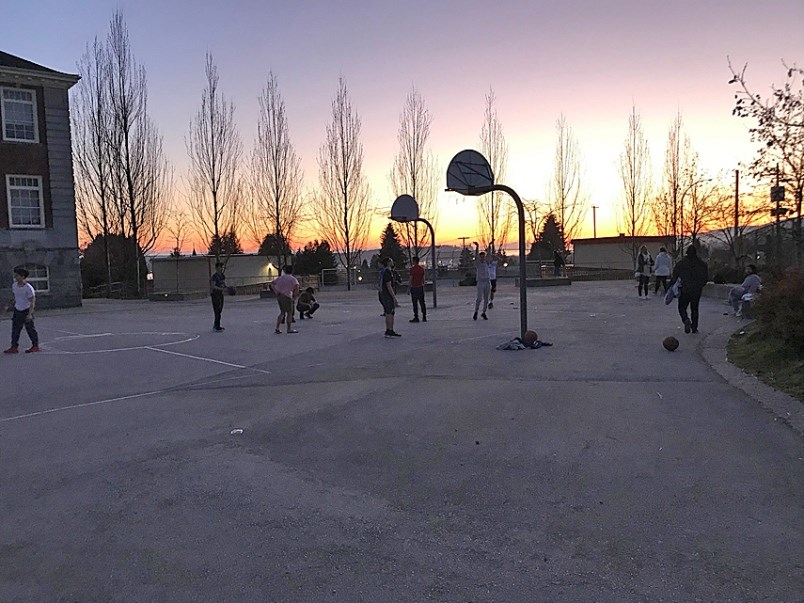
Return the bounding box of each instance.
[728,268,804,401]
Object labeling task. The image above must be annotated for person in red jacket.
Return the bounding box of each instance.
[408,255,426,323]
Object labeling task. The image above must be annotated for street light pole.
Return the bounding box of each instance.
[591,205,598,238]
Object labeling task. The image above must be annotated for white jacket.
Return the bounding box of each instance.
[654,252,672,277]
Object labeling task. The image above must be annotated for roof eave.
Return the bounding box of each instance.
[0,66,80,88]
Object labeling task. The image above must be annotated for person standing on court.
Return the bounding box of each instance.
[379,257,401,337]
[671,245,709,334]
[408,255,426,323]
[210,262,227,332]
[653,247,672,294]
[487,253,498,309]
[271,265,300,334]
[3,267,39,353]
[553,249,565,277]
[472,242,491,320]
[636,245,653,299]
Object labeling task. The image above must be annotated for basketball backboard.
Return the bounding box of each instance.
[390,194,419,222]
[446,149,494,195]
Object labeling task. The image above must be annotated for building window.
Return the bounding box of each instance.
[14,264,49,293]
[1,87,39,143]
[6,175,45,228]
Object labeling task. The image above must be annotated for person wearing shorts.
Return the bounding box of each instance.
[270,265,300,334]
[379,257,401,337]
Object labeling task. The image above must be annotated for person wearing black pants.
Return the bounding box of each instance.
[671,246,709,334]
[210,262,226,332]
[4,267,39,353]
[297,287,320,319]
[636,245,653,299]
[408,256,426,323]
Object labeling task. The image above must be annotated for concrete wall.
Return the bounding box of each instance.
[151,254,279,294]
[0,82,81,308]
[573,238,673,271]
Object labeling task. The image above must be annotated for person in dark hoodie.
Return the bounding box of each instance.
[671,245,709,334]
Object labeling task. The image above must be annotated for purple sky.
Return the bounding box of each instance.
[7,0,804,246]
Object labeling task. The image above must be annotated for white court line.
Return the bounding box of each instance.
[0,389,166,424]
[144,346,272,375]
[44,333,200,354]
[0,373,252,425]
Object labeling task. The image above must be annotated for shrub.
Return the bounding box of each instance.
[755,267,804,351]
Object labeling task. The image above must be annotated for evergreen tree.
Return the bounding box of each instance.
[81,234,147,297]
[378,222,407,269]
[208,230,243,257]
[258,232,292,264]
[458,246,474,268]
[528,214,563,260]
[294,240,338,283]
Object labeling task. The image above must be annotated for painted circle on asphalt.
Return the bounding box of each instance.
[45,332,199,354]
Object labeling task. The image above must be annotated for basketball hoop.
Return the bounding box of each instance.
[446,149,494,195]
[390,194,419,223]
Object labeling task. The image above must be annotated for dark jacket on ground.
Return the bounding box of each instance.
[672,256,709,295]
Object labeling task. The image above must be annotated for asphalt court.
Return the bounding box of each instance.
[0,282,801,602]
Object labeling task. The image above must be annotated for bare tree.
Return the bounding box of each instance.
[479,89,512,254]
[316,77,372,291]
[73,36,116,294]
[729,59,804,266]
[389,85,438,263]
[709,181,765,269]
[662,113,685,256]
[186,53,243,264]
[547,114,588,251]
[166,203,190,256]
[618,106,653,269]
[106,11,170,294]
[247,71,304,268]
[680,152,719,247]
[523,198,546,245]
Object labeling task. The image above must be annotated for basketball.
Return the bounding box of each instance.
[663,336,679,351]
[522,330,538,345]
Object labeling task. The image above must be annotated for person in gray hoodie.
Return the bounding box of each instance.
[729,264,762,316]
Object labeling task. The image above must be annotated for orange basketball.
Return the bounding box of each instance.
[663,336,679,351]
[522,330,538,345]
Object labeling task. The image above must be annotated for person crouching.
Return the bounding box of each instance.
[297,287,320,320]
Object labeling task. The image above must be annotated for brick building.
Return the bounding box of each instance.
[0,51,81,308]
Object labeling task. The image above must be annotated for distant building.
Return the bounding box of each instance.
[150,254,279,297]
[572,234,674,270]
[0,51,81,307]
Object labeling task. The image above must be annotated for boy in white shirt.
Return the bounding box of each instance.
[4,267,39,353]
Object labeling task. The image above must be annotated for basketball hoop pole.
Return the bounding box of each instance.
[447,184,527,338]
[420,217,437,309]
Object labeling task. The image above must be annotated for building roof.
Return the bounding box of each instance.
[0,50,79,86]
[573,234,673,245]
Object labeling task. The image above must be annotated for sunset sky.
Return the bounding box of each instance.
[6,0,804,252]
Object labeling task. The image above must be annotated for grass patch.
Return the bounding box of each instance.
[727,323,804,401]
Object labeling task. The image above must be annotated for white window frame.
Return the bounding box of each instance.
[0,86,39,143]
[6,175,45,229]
[15,264,50,293]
